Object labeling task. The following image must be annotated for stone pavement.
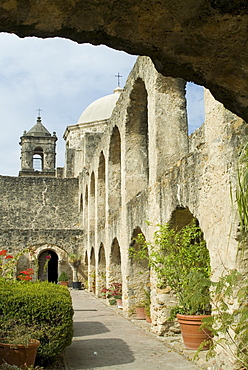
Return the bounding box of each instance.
[65,290,201,370]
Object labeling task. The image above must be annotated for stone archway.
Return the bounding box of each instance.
[108,126,121,216]
[97,151,106,229]
[109,238,122,286]
[38,249,58,283]
[97,243,106,296]
[128,227,150,316]
[125,79,148,201]
[89,247,96,293]
[32,244,70,283]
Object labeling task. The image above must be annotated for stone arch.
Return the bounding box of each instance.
[28,244,71,283]
[38,249,58,282]
[84,185,88,231]
[128,227,150,313]
[108,126,121,216]
[33,147,43,171]
[151,207,210,336]
[89,247,96,293]
[80,250,88,288]
[169,206,195,231]
[89,172,96,231]
[97,151,106,228]
[109,238,122,286]
[97,243,106,296]
[125,79,149,201]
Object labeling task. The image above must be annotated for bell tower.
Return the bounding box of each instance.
[19,115,57,177]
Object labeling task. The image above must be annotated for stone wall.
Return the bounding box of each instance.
[0,176,79,229]
[71,58,247,348]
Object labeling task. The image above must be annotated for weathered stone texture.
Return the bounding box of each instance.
[0,176,79,229]
[0,0,247,121]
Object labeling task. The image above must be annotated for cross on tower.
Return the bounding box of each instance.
[115,73,122,87]
[37,108,42,117]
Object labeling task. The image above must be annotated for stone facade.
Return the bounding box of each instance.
[0,56,246,368]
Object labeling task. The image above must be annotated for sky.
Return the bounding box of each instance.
[0,33,204,177]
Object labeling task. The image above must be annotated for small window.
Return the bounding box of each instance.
[33,147,43,171]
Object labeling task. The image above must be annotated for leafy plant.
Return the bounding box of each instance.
[198,269,248,369]
[236,141,248,236]
[100,283,122,301]
[0,280,73,364]
[58,271,68,281]
[0,248,35,281]
[144,289,151,317]
[130,219,211,316]
[0,364,43,370]
[0,319,41,347]
[68,253,81,282]
[68,253,82,264]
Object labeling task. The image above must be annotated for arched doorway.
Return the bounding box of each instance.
[38,250,58,283]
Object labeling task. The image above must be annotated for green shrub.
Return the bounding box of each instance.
[58,271,69,281]
[0,280,73,364]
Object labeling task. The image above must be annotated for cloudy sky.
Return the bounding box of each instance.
[0,32,204,177]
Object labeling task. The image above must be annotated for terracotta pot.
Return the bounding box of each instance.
[0,339,40,368]
[116,298,123,309]
[135,307,146,320]
[176,314,212,350]
[59,281,68,286]
[145,315,152,323]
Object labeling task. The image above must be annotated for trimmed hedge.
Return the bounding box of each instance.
[0,279,74,363]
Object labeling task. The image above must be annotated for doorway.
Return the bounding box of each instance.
[38,249,58,283]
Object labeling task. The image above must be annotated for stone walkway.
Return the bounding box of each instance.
[65,290,201,370]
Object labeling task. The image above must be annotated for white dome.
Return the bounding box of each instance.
[78,87,123,124]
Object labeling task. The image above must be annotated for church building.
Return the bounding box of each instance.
[0,56,246,337]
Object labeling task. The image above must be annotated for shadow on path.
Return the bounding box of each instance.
[73,321,110,337]
[66,337,134,368]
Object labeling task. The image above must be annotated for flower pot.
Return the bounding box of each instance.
[59,281,68,286]
[0,339,40,368]
[116,298,123,309]
[145,315,152,323]
[176,314,212,350]
[72,281,82,290]
[135,307,146,320]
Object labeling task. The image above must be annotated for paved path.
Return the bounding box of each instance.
[65,290,200,370]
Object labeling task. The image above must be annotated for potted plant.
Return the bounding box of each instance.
[107,282,122,308]
[132,218,212,348]
[68,253,82,289]
[135,299,146,320]
[112,283,122,309]
[0,319,40,368]
[151,219,212,349]
[58,271,69,286]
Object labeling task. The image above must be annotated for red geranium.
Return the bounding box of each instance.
[0,250,7,256]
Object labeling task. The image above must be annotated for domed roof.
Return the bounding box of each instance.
[78,87,123,124]
[26,117,51,137]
